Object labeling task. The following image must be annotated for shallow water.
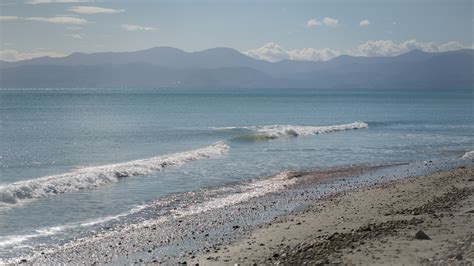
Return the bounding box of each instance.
[0,88,472,259]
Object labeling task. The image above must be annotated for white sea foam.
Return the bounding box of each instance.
[0,226,66,248]
[79,204,148,227]
[216,122,368,139]
[0,141,229,206]
[0,202,150,251]
[250,122,368,138]
[168,171,297,218]
[0,234,38,248]
[4,171,300,261]
[461,150,474,159]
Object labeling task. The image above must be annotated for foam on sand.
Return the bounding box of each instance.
[169,171,299,218]
[0,141,229,206]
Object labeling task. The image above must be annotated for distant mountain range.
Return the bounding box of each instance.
[0,47,473,88]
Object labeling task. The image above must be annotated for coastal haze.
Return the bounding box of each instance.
[1,47,473,88]
[0,0,473,264]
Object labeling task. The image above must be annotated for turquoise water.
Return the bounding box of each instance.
[0,88,472,258]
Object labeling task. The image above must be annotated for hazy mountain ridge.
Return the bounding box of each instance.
[0,47,472,88]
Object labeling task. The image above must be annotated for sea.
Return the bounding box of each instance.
[0,88,472,260]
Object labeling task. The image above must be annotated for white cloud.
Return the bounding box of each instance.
[243,42,340,62]
[322,17,338,27]
[306,17,338,28]
[306,19,321,28]
[26,0,92,4]
[66,26,82,30]
[245,40,470,62]
[68,6,124,14]
[69,33,82,39]
[0,49,66,62]
[351,40,402,57]
[351,39,467,57]
[359,20,370,27]
[26,16,88,25]
[243,42,290,62]
[0,15,87,24]
[438,41,466,51]
[121,24,157,31]
[0,16,19,20]
[288,48,340,61]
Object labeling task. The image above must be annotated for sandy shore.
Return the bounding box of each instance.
[15,161,472,265]
[192,165,474,265]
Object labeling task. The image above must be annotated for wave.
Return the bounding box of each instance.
[223,122,368,141]
[169,171,299,218]
[0,171,299,251]
[0,141,229,206]
[0,225,66,248]
[462,150,474,159]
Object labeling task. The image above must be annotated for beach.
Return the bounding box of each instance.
[13,161,471,264]
[1,89,472,263]
[2,1,473,263]
[193,165,474,265]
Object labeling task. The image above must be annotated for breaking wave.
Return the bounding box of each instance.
[0,141,229,206]
[461,150,474,159]
[224,122,368,141]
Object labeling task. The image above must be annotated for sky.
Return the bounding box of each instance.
[0,0,473,62]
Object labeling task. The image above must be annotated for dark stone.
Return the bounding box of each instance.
[233,225,240,229]
[415,230,431,240]
[114,171,129,178]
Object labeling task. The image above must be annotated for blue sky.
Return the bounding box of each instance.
[0,0,472,61]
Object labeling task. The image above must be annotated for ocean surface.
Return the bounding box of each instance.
[0,88,472,260]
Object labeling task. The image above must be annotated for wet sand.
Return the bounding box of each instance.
[14,161,473,265]
[193,165,474,265]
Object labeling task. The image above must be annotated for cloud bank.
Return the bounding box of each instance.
[243,42,340,62]
[0,49,66,62]
[350,40,467,57]
[244,40,469,62]
[0,40,469,62]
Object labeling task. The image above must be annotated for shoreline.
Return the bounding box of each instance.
[192,165,474,265]
[9,160,473,264]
